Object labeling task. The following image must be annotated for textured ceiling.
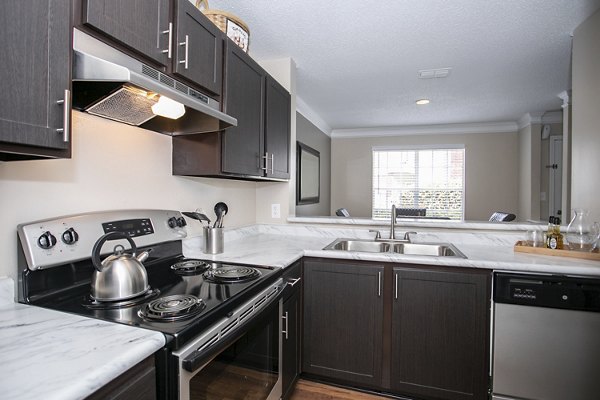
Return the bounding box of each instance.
[207,0,600,131]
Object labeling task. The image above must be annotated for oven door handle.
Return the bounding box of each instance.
[181,287,284,373]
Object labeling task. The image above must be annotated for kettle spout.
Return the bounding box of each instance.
[136,249,151,264]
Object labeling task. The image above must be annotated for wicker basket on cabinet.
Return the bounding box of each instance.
[195,0,250,52]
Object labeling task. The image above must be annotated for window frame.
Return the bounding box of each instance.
[371,144,466,220]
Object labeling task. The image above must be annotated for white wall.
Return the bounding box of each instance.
[518,123,542,221]
[330,131,520,220]
[296,113,331,216]
[571,9,600,221]
[0,112,258,280]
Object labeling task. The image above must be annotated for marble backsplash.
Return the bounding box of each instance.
[207,223,527,248]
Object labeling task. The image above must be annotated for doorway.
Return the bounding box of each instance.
[548,136,563,218]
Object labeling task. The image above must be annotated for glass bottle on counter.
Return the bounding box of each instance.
[546,216,564,250]
[554,217,564,249]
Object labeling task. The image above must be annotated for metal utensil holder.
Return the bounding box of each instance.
[203,226,224,254]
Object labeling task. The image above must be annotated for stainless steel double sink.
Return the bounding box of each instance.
[323,238,467,258]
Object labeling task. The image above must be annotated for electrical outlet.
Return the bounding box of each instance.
[271,203,281,219]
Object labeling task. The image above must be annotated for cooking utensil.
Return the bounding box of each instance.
[218,210,226,228]
[91,231,150,301]
[182,211,211,226]
[213,202,228,228]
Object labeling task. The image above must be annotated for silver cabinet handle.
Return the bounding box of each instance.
[395,273,398,299]
[270,153,275,174]
[378,271,382,297]
[161,22,173,59]
[261,152,269,171]
[281,311,289,339]
[288,277,301,287]
[179,34,189,69]
[55,89,70,143]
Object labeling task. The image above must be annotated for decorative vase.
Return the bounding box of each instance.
[566,209,599,251]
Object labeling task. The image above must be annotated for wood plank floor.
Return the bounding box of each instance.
[289,379,390,400]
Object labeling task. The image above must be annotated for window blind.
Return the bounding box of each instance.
[372,147,465,220]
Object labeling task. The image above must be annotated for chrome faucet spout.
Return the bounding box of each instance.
[390,204,396,240]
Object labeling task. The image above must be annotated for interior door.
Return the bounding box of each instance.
[549,136,563,217]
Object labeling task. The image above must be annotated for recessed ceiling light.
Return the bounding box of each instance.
[416,99,430,105]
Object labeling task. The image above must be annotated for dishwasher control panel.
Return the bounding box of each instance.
[494,272,600,312]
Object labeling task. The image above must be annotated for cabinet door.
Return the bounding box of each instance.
[82,0,170,66]
[0,0,71,159]
[303,259,384,388]
[265,76,291,180]
[282,288,301,400]
[391,267,490,400]
[221,41,265,176]
[173,0,223,96]
[86,355,156,400]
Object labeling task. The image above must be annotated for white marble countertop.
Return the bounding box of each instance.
[184,224,600,277]
[0,278,165,400]
[3,223,599,400]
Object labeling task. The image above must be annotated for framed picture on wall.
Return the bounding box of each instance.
[296,141,320,205]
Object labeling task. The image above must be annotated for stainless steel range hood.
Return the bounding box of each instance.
[72,28,236,135]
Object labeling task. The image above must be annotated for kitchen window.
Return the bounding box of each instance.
[372,146,465,220]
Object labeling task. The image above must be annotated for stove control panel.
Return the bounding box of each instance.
[102,218,154,238]
[18,210,188,270]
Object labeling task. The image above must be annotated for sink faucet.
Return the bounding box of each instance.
[390,204,397,240]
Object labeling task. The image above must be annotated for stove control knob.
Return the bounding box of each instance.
[176,217,187,227]
[167,217,178,229]
[37,231,57,249]
[61,228,79,245]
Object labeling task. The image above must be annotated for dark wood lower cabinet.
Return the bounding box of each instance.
[282,288,301,399]
[282,262,303,400]
[391,267,490,400]
[302,259,385,388]
[301,258,491,400]
[86,355,156,400]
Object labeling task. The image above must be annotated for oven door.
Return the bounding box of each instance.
[174,282,283,400]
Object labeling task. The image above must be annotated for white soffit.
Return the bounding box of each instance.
[296,96,332,136]
[331,121,519,138]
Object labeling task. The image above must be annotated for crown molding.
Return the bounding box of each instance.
[558,90,571,108]
[518,111,563,129]
[330,121,518,138]
[296,96,332,136]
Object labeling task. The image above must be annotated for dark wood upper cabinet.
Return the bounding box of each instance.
[172,0,223,96]
[221,41,265,176]
[0,0,72,161]
[303,259,385,388]
[80,0,222,97]
[390,267,490,400]
[82,0,171,67]
[265,75,291,179]
[172,40,291,181]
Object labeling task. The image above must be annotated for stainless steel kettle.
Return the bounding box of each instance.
[91,231,150,301]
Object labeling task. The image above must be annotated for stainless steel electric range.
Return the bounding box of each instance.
[17,210,284,400]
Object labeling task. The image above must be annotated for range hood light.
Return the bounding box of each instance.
[152,96,186,119]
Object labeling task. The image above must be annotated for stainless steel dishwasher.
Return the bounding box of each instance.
[492,272,600,400]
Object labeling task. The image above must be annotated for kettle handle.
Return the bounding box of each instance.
[92,231,137,272]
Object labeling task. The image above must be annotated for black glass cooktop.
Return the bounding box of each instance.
[25,243,281,348]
